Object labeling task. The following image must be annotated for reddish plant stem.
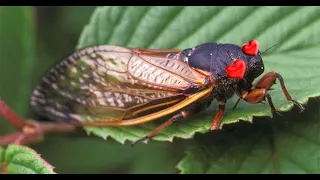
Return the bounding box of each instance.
[0,132,24,146]
[1,162,7,174]
[37,121,80,134]
[0,99,26,130]
[0,99,79,146]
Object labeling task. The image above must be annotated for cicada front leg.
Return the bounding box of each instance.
[239,71,305,115]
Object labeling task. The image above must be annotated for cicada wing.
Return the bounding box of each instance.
[31,45,205,124]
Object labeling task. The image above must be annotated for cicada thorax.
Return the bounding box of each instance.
[30,45,209,125]
[172,43,267,101]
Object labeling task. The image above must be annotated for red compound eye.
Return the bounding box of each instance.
[226,59,246,79]
[242,40,259,56]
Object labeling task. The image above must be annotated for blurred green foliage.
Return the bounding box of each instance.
[0,6,36,134]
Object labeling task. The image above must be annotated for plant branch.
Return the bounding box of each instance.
[0,99,79,146]
[1,162,7,174]
[0,99,26,130]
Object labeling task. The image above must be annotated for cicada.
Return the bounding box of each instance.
[27,40,304,145]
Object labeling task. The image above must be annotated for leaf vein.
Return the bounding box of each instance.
[124,6,151,46]
[169,6,225,49]
[104,6,128,44]
[146,7,184,48]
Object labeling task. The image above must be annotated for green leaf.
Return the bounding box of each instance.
[0,144,55,174]
[77,6,320,144]
[0,6,36,133]
[177,98,320,174]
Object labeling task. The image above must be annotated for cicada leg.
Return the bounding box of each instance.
[240,71,305,115]
[210,100,226,131]
[131,110,194,146]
